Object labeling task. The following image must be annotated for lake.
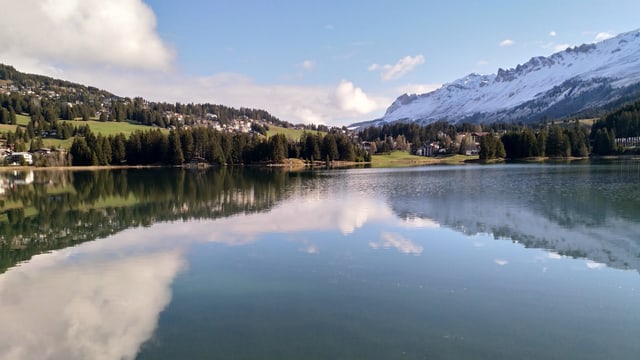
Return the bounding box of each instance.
[1,162,639,359]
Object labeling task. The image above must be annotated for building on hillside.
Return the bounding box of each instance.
[6,152,34,165]
[471,132,489,143]
[415,142,441,157]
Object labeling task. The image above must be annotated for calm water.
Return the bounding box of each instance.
[1,162,639,359]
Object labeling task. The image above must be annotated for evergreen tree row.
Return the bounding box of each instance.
[500,124,589,158]
[591,98,640,139]
[68,128,369,166]
[589,97,640,155]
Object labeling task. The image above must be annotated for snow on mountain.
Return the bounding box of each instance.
[375,29,640,126]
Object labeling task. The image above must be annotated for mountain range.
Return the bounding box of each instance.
[353,28,640,128]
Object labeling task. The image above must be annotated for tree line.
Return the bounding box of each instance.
[589,97,640,155]
[68,127,369,166]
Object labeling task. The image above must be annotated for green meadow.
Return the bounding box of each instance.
[371,151,477,167]
[266,124,325,140]
[2,115,169,149]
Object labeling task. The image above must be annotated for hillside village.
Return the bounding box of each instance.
[0,76,291,134]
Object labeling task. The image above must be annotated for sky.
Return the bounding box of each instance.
[1,0,639,126]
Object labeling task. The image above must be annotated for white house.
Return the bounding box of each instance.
[8,152,33,165]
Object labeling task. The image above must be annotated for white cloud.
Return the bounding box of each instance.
[547,252,563,260]
[396,83,441,95]
[477,59,489,66]
[0,0,174,72]
[324,24,335,30]
[594,31,614,42]
[586,261,606,269]
[164,195,396,243]
[369,55,425,81]
[0,1,390,127]
[400,216,440,228]
[140,192,440,247]
[369,232,424,255]
[499,39,514,47]
[299,60,315,70]
[495,259,509,266]
[301,244,319,254]
[539,41,569,53]
[57,68,389,126]
[334,80,383,114]
[549,31,557,37]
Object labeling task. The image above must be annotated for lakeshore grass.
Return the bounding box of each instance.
[371,151,478,167]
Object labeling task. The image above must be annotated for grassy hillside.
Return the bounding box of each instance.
[1,115,168,149]
[17,114,30,126]
[266,125,325,140]
[68,119,169,137]
[0,114,29,133]
[7,114,168,136]
[0,123,15,133]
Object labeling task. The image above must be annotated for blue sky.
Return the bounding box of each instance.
[1,0,639,126]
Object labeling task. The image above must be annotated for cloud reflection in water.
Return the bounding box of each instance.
[0,240,185,360]
[0,192,438,359]
[369,232,424,255]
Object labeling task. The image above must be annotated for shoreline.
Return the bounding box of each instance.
[1,155,638,173]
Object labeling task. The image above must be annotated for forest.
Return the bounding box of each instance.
[66,126,368,167]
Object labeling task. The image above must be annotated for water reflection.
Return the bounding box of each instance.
[0,236,185,360]
[0,163,638,359]
[377,163,640,272]
[0,168,293,273]
[0,171,432,359]
[130,193,431,255]
[1,163,639,273]
[369,232,424,255]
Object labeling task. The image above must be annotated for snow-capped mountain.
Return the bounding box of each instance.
[365,29,640,127]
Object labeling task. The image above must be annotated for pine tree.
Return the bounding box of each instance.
[322,134,339,161]
[304,134,321,161]
[9,108,16,125]
[98,135,112,165]
[537,129,547,157]
[521,128,539,157]
[70,137,93,166]
[269,134,287,162]
[336,134,355,161]
[0,108,9,124]
[546,126,570,157]
[29,137,44,151]
[496,137,506,158]
[168,130,184,165]
[110,134,127,164]
[479,135,496,160]
[179,129,194,162]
